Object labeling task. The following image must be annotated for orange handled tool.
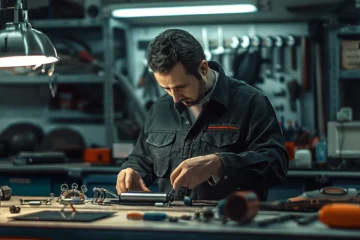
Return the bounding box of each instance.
[319,203,360,229]
[260,187,360,212]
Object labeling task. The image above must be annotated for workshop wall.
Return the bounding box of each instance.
[128,23,315,133]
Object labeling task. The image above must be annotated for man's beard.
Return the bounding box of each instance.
[182,79,207,107]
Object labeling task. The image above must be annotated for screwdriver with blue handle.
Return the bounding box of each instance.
[127,211,168,221]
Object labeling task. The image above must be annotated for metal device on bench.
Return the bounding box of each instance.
[58,183,88,204]
[118,189,175,207]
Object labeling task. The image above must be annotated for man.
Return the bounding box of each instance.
[116,29,288,201]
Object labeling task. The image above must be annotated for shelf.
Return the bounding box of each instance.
[31,18,102,29]
[47,110,123,123]
[339,70,360,80]
[337,26,360,36]
[0,75,104,84]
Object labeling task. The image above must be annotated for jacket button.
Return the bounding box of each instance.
[224,175,228,180]
[185,121,190,125]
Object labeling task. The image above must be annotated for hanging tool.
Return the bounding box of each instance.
[212,26,232,75]
[260,187,360,212]
[262,36,274,78]
[287,79,302,112]
[286,35,297,71]
[301,36,310,90]
[201,28,212,61]
[275,35,285,72]
[309,20,326,139]
[227,36,241,77]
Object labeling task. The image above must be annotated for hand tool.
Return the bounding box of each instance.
[257,213,295,227]
[274,35,284,72]
[260,187,360,212]
[262,36,274,78]
[19,193,54,205]
[119,188,174,206]
[286,35,297,71]
[127,211,168,221]
[295,213,318,225]
[183,196,218,206]
[319,203,360,229]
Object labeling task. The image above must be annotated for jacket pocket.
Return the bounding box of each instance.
[146,132,176,177]
[201,130,240,154]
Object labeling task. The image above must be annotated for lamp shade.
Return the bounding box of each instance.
[0,22,59,67]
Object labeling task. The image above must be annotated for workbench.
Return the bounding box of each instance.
[1,161,360,200]
[0,196,359,240]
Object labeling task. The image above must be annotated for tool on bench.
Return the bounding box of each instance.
[257,213,294,227]
[0,186,12,201]
[260,187,360,212]
[183,196,218,206]
[217,191,260,224]
[319,203,360,229]
[119,188,175,207]
[9,205,21,214]
[92,187,118,204]
[58,183,88,204]
[257,213,319,227]
[19,193,54,206]
[127,211,168,221]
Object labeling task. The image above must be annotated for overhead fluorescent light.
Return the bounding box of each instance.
[112,4,258,18]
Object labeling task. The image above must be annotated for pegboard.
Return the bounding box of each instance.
[126,23,315,133]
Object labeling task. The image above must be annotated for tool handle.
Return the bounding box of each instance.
[319,203,360,229]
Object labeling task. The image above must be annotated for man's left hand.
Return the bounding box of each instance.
[170,154,224,190]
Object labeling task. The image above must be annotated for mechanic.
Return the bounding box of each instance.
[116,29,289,201]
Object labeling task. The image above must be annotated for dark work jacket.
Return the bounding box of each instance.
[120,61,289,201]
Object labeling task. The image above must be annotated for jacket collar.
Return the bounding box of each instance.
[174,61,229,113]
[207,61,229,109]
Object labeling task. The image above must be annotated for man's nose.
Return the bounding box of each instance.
[171,90,181,103]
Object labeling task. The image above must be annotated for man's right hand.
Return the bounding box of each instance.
[116,168,150,195]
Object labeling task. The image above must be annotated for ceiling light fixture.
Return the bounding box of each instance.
[0,0,59,68]
[112,3,258,18]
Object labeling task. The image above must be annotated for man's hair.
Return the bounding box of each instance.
[147,29,205,80]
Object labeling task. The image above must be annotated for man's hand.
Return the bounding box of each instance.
[116,168,150,194]
[170,154,224,191]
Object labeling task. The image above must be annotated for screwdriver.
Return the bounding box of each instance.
[127,211,168,221]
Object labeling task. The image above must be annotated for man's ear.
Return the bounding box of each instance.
[199,60,209,77]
